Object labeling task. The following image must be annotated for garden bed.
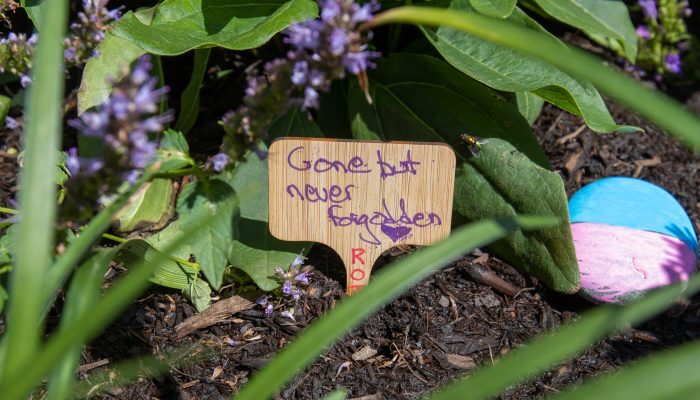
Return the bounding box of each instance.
[65,99,700,399]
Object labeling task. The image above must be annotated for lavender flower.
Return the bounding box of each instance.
[208,152,229,172]
[639,0,658,19]
[219,0,380,161]
[64,0,121,67]
[664,52,682,74]
[636,25,651,39]
[61,56,172,224]
[0,33,37,87]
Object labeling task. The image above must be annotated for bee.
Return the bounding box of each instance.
[460,134,488,157]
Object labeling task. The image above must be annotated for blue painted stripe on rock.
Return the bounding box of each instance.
[569,177,698,256]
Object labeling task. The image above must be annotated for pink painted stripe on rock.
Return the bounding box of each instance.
[572,222,697,303]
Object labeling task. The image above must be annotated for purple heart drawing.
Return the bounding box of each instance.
[381,224,412,243]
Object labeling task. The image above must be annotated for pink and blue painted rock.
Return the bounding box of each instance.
[569,177,698,303]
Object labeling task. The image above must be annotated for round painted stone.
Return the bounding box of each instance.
[568,177,698,303]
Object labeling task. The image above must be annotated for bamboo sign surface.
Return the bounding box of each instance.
[269,138,456,293]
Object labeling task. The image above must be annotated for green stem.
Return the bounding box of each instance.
[0,207,18,215]
[152,167,198,179]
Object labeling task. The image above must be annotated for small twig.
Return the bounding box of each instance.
[556,124,586,145]
[77,359,110,374]
[391,342,428,384]
[458,262,519,297]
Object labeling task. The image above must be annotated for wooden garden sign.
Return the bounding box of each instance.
[269,138,456,294]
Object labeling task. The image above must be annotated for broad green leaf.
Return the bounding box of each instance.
[347,54,578,292]
[115,239,211,311]
[347,53,549,167]
[268,106,324,140]
[515,91,545,125]
[532,0,637,62]
[174,48,211,133]
[469,0,516,18]
[156,129,196,172]
[421,0,625,133]
[235,215,556,400]
[111,0,319,56]
[175,177,239,289]
[46,250,113,400]
[0,226,15,267]
[1,0,66,382]
[77,7,156,114]
[427,272,700,400]
[113,178,175,233]
[19,0,42,29]
[147,149,307,291]
[453,139,578,292]
[369,7,700,148]
[228,148,309,291]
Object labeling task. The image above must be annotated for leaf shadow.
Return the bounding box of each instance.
[200,0,280,36]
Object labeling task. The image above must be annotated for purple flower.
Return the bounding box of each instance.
[64,0,121,67]
[328,28,347,55]
[282,280,293,295]
[256,295,269,306]
[4,116,18,130]
[210,152,229,172]
[303,87,319,110]
[639,0,657,20]
[636,25,651,39]
[280,309,295,321]
[66,148,81,176]
[294,272,310,285]
[291,61,309,85]
[291,253,305,268]
[265,304,274,316]
[665,52,682,74]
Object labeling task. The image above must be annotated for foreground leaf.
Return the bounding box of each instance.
[347,53,549,167]
[1,0,67,381]
[532,0,637,62]
[514,91,545,125]
[469,0,516,18]
[19,0,42,29]
[111,0,319,56]
[422,0,625,133]
[77,7,155,114]
[113,178,175,233]
[235,215,556,400]
[347,54,577,292]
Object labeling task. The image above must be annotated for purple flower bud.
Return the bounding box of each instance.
[309,69,324,87]
[343,50,380,75]
[291,287,301,301]
[294,272,310,285]
[256,295,269,306]
[328,28,347,55]
[4,116,18,130]
[291,61,309,85]
[66,147,81,176]
[282,280,293,295]
[20,75,31,88]
[636,25,651,39]
[265,304,274,316]
[302,87,319,110]
[275,266,285,277]
[280,309,295,321]
[665,52,682,74]
[639,0,657,20]
[210,152,229,172]
[123,169,140,184]
[291,252,305,268]
[320,0,341,21]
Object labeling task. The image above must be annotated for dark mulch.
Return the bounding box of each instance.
[62,95,700,400]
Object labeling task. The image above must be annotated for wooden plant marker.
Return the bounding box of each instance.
[269,138,456,294]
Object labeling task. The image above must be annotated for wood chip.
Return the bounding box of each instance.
[564,151,583,175]
[445,354,477,370]
[556,125,586,145]
[351,346,378,361]
[349,395,384,400]
[179,380,200,390]
[174,295,255,338]
[438,295,450,308]
[77,358,110,373]
[633,155,661,177]
[211,366,224,380]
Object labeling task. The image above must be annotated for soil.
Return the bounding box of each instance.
[48,97,699,400]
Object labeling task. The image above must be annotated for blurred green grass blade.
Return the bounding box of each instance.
[427,272,700,400]
[368,7,700,149]
[547,339,700,400]
[0,212,221,399]
[321,389,348,400]
[234,215,557,400]
[2,0,67,373]
[42,173,150,314]
[46,250,114,400]
[174,48,211,134]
